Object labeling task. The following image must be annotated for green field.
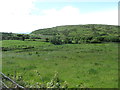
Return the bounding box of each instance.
[2,40,118,88]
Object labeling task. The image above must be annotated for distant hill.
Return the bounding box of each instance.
[1,24,119,44]
[31,24,118,36]
[31,24,119,44]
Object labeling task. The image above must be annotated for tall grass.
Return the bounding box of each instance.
[2,40,118,88]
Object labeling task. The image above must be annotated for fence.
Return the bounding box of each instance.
[0,72,24,89]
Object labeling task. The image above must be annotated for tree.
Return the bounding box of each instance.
[50,36,62,45]
[17,34,25,41]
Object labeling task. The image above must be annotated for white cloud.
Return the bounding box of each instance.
[0,0,36,16]
[0,1,118,33]
[40,6,81,25]
[31,6,118,30]
[0,0,37,33]
[80,9,118,25]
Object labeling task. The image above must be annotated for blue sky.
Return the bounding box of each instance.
[32,2,117,14]
[0,0,118,33]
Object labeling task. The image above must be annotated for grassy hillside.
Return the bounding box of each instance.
[31,24,118,35]
[1,24,119,43]
[31,24,120,44]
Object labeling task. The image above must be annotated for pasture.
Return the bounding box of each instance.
[2,40,118,88]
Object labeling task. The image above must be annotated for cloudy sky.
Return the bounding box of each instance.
[0,0,118,33]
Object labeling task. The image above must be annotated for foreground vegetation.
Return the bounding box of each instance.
[2,40,118,88]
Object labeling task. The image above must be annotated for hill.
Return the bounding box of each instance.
[31,24,120,44]
[31,24,118,35]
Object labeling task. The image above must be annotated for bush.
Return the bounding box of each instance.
[50,36,62,45]
[96,36,105,42]
[103,36,120,42]
[90,38,101,43]
[45,38,49,42]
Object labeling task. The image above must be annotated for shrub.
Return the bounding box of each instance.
[45,38,49,42]
[50,36,62,45]
[90,38,101,43]
[2,71,88,88]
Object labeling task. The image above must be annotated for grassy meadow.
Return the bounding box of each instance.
[2,40,118,88]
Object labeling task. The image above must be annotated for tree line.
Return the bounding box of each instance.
[1,32,41,41]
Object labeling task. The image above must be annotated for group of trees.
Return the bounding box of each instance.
[1,32,41,41]
[49,34,120,45]
[49,28,120,45]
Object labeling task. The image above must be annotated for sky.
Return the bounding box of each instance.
[0,0,119,33]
